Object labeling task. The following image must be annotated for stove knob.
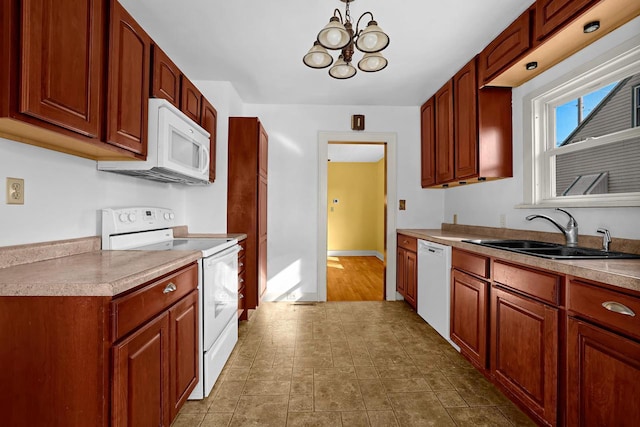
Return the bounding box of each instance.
[164,212,171,220]
[128,213,137,222]
[119,213,128,223]
[169,213,175,220]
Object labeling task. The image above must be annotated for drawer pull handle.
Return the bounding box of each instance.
[238,247,244,252]
[163,283,177,294]
[602,301,635,317]
[239,278,245,284]
[239,262,244,268]
[239,293,244,299]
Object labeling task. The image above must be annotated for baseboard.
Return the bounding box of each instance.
[261,290,319,302]
[328,250,384,261]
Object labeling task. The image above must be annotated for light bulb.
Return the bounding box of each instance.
[326,28,342,47]
[311,52,325,66]
[365,57,380,69]
[337,65,348,77]
[363,33,378,50]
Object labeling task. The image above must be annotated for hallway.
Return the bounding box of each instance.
[327,256,384,301]
[173,301,535,426]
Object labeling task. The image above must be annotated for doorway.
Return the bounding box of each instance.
[317,131,398,303]
[326,143,386,301]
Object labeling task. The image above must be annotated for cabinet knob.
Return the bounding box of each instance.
[239,293,244,299]
[239,278,244,284]
[163,282,177,294]
[602,301,635,317]
[239,262,244,268]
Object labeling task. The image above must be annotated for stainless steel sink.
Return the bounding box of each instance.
[463,239,640,260]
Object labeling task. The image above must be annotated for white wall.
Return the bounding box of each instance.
[0,137,187,246]
[242,103,444,300]
[184,81,245,233]
[444,17,640,240]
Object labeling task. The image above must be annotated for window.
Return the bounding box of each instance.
[523,37,640,207]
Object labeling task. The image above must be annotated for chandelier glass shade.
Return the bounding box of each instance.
[303,0,389,79]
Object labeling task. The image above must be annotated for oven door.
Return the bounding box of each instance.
[202,245,239,351]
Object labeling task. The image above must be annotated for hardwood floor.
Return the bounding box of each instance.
[327,256,384,301]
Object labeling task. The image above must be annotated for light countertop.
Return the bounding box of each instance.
[398,228,640,294]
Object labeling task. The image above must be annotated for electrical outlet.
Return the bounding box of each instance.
[6,178,24,205]
[453,214,458,224]
[500,214,507,228]
[288,291,299,301]
[399,200,406,210]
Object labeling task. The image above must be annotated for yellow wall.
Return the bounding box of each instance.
[328,161,384,253]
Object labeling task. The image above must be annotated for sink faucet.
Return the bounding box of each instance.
[526,208,579,247]
[596,228,611,252]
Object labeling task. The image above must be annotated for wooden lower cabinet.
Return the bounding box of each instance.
[450,269,489,369]
[491,285,558,426]
[0,263,198,427]
[396,234,417,309]
[112,311,170,427]
[566,318,640,427]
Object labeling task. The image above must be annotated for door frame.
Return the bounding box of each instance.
[317,131,397,302]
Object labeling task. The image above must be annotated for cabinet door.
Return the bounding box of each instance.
[453,59,478,180]
[477,10,532,85]
[491,286,558,426]
[112,312,170,427]
[535,0,596,40]
[200,97,217,182]
[567,318,640,426]
[258,122,269,178]
[420,98,436,187]
[405,250,417,309]
[106,0,150,156]
[396,247,406,296]
[20,0,104,138]
[258,175,268,300]
[152,45,181,107]
[435,81,454,184]
[180,76,201,123]
[169,291,199,420]
[450,269,488,369]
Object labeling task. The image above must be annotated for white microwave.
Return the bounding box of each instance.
[98,98,211,185]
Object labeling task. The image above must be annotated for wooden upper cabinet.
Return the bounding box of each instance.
[19,0,105,138]
[106,0,150,157]
[151,45,181,108]
[435,80,454,184]
[453,59,478,180]
[535,0,597,41]
[200,97,217,182]
[478,8,532,86]
[420,98,436,188]
[180,77,202,123]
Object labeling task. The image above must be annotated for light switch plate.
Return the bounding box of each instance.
[6,177,24,205]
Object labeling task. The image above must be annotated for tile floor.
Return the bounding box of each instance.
[173,301,537,427]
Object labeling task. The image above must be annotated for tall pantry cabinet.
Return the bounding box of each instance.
[227,117,268,320]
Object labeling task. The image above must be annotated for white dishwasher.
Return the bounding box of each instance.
[417,240,459,351]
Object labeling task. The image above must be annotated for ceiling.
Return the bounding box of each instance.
[328,144,385,162]
[119,0,532,106]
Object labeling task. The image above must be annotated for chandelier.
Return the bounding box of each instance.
[303,0,390,79]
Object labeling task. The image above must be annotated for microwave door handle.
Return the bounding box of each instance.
[200,141,210,174]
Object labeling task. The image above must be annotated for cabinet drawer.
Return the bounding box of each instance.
[568,279,640,340]
[397,234,417,252]
[493,261,560,305]
[452,249,489,279]
[112,263,198,341]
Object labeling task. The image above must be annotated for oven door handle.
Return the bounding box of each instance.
[163,282,177,294]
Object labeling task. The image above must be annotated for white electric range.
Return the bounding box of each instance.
[101,207,239,400]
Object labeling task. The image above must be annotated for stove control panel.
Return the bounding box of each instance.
[102,207,177,249]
